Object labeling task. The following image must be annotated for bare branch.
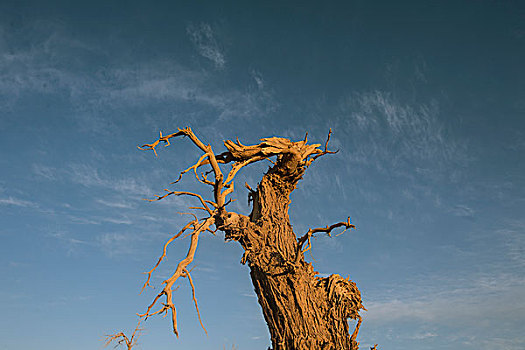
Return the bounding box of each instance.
[137,129,188,156]
[104,332,131,349]
[296,217,356,261]
[350,314,362,345]
[105,319,143,350]
[138,127,227,207]
[145,190,214,215]
[138,127,215,156]
[305,128,339,166]
[224,156,266,185]
[182,268,208,335]
[139,216,215,337]
[140,218,198,293]
[171,153,210,185]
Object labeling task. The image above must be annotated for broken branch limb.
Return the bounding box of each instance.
[145,190,214,215]
[296,217,356,260]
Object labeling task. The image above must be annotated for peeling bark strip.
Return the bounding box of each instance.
[107,128,366,350]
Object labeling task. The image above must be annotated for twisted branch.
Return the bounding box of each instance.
[139,216,215,337]
[140,216,198,293]
[296,217,356,261]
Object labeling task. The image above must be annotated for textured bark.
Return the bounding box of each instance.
[216,153,364,350]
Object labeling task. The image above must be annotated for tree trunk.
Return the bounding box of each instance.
[218,153,364,350]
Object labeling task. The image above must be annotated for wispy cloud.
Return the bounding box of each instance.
[339,90,467,173]
[476,337,525,350]
[94,63,275,121]
[250,69,264,89]
[450,204,475,217]
[0,21,277,126]
[96,199,134,209]
[96,232,138,257]
[48,229,89,256]
[186,22,226,68]
[49,230,87,245]
[364,273,525,326]
[497,220,525,268]
[69,163,153,197]
[101,217,133,225]
[32,163,58,180]
[0,196,38,208]
[406,332,438,340]
[0,21,98,107]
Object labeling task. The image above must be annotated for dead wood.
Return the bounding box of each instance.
[109,127,369,349]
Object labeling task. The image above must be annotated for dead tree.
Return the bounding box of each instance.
[115,127,366,350]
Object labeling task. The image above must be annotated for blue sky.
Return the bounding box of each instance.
[1,1,524,349]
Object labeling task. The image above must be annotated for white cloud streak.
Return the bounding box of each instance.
[364,273,525,326]
[32,164,58,180]
[0,196,37,207]
[96,232,135,257]
[0,22,97,107]
[96,199,134,209]
[450,204,475,217]
[186,22,226,68]
[68,163,153,198]
[339,90,468,173]
[497,220,525,268]
[0,21,276,125]
[102,217,133,225]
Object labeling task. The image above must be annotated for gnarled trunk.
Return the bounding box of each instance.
[219,155,364,350]
[129,128,366,350]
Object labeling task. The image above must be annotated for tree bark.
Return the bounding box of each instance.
[217,153,364,350]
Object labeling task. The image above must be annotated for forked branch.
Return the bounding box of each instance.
[105,321,142,350]
[305,128,339,166]
[140,216,199,293]
[297,217,356,261]
[138,216,215,337]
